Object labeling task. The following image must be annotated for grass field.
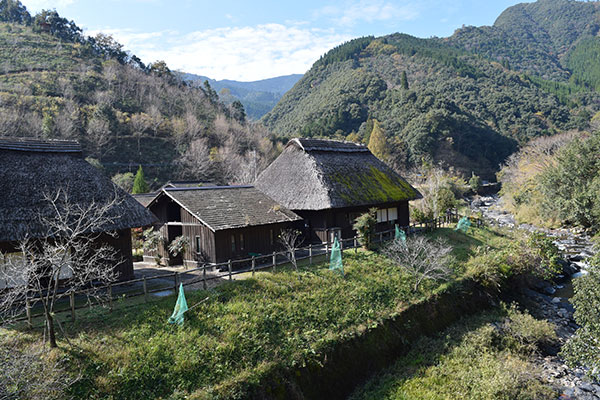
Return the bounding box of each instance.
[2,226,519,399]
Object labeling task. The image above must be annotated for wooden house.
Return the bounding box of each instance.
[144,186,301,266]
[0,138,155,280]
[255,138,421,243]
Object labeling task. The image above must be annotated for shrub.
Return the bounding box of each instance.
[382,235,453,291]
[353,208,377,250]
[561,266,600,380]
[501,304,557,353]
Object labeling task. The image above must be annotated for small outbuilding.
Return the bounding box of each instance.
[255,138,421,243]
[0,137,155,280]
[144,186,301,266]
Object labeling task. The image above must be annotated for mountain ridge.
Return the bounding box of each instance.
[263,0,600,179]
[180,73,302,119]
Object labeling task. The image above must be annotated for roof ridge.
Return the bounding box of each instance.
[163,185,254,192]
[0,137,82,153]
[289,137,369,153]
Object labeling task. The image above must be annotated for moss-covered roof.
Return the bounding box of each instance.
[255,138,421,210]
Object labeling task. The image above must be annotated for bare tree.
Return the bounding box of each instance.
[177,138,213,181]
[382,235,453,291]
[0,189,123,348]
[278,229,304,270]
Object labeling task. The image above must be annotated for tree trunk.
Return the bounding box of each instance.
[46,311,57,348]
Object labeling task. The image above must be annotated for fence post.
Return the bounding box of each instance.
[143,276,148,302]
[309,244,313,265]
[379,232,383,243]
[70,292,75,322]
[325,243,329,261]
[272,252,277,272]
[108,284,113,312]
[251,256,256,276]
[228,260,232,281]
[354,236,358,253]
[25,297,32,328]
[174,272,179,290]
[203,265,207,290]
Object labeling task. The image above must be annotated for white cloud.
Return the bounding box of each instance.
[20,0,76,12]
[316,0,420,27]
[88,24,351,81]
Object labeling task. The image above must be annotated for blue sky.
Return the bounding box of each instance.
[20,0,533,81]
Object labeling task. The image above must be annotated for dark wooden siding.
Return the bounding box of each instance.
[99,229,134,281]
[213,222,296,264]
[181,208,216,264]
[0,229,134,282]
[295,201,410,243]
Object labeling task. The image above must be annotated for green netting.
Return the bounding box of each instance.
[329,237,344,276]
[168,283,189,326]
[395,225,406,241]
[454,216,472,233]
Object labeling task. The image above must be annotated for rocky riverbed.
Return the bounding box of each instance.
[471,196,600,399]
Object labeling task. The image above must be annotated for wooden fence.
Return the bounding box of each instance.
[12,212,481,326]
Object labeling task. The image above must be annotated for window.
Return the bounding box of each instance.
[239,233,245,250]
[376,207,398,223]
[231,235,236,252]
[387,207,398,221]
[195,236,201,253]
[269,229,274,246]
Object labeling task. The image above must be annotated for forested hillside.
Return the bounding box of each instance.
[263,0,600,178]
[0,0,280,187]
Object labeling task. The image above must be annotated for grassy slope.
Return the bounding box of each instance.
[348,309,555,400]
[2,227,507,399]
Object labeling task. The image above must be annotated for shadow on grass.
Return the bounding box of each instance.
[348,309,506,400]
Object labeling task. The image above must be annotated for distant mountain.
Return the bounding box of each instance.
[263,0,599,179]
[180,73,303,119]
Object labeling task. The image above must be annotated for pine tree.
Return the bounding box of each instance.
[132,165,150,194]
[368,120,390,161]
[401,71,409,90]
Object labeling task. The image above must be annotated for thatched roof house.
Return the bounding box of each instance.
[144,186,301,266]
[0,137,155,279]
[255,138,421,243]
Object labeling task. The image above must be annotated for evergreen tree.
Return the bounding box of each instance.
[401,71,409,90]
[0,0,31,24]
[367,119,390,161]
[132,165,150,194]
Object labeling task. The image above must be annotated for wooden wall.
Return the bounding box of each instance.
[0,229,134,282]
[181,208,216,264]
[212,222,298,264]
[97,229,134,281]
[296,200,410,243]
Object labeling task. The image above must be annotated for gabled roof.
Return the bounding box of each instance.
[255,138,421,211]
[0,138,156,242]
[151,186,301,232]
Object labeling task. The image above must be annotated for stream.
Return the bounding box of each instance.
[471,195,600,400]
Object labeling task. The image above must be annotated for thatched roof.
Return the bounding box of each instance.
[255,138,421,211]
[151,186,301,232]
[0,138,156,242]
